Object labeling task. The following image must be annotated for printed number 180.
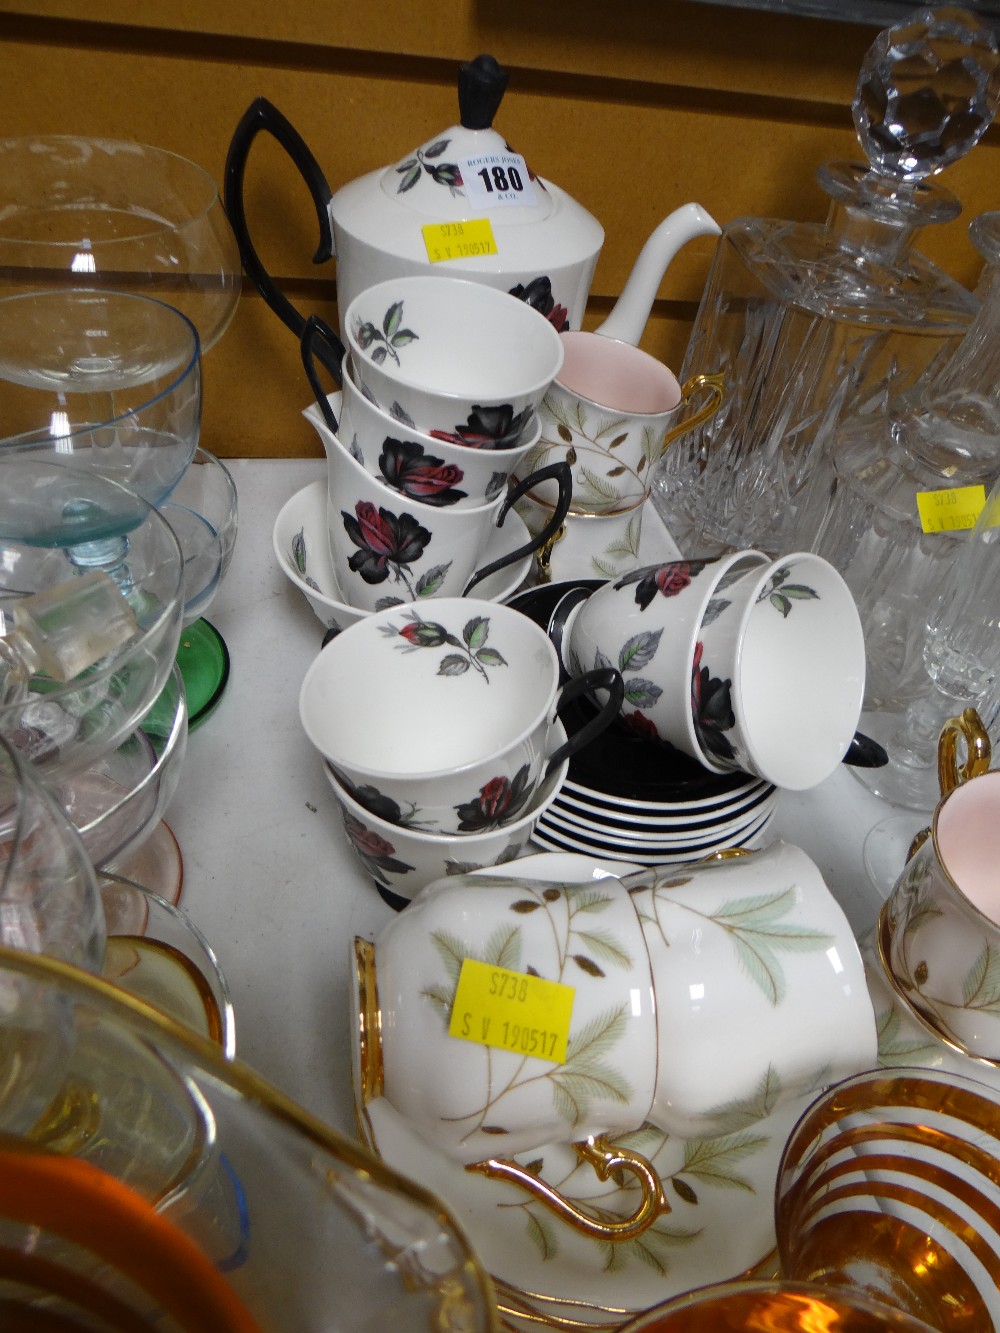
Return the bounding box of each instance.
[478,165,523,193]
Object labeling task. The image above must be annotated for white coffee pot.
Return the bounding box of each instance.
[224,54,718,343]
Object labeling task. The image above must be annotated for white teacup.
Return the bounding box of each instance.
[325,732,571,905]
[322,417,570,611]
[561,552,767,762]
[299,597,624,838]
[525,332,724,516]
[355,840,876,1220]
[344,275,564,440]
[340,359,543,509]
[881,708,1000,1059]
[301,317,547,511]
[694,552,866,789]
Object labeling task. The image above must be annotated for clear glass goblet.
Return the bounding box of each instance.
[0,462,185,785]
[858,477,1000,891]
[54,663,188,877]
[0,135,240,354]
[0,287,201,525]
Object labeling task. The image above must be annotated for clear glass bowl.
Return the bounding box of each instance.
[0,135,240,354]
[0,463,184,783]
[99,872,234,1057]
[0,944,498,1331]
[54,664,188,871]
[0,288,201,521]
[161,447,239,626]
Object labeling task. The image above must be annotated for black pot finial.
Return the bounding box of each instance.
[458,54,509,130]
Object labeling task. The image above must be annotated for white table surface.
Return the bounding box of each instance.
[167,457,911,1136]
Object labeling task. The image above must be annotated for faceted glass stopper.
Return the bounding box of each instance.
[854,5,1000,182]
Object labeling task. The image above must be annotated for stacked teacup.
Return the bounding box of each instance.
[534,552,867,858]
[560,552,866,789]
[299,597,624,906]
[513,330,724,582]
[300,275,574,613]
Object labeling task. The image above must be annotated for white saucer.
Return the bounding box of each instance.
[352,852,804,1331]
[274,479,533,634]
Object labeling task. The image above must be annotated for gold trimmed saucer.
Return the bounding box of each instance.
[349,853,790,1331]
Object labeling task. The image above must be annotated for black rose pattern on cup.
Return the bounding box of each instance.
[508,275,570,333]
[455,764,534,833]
[596,560,714,739]
[290,527,322,594]
[429,404,532,451]
[342,502,449,600]
[616,559,710,612]
[444,841,526,877]
[331,768,431,831]
[378,439,468,507]
[691,641,736,762]
[485,470,508,502]
[340,810,415,883]
[353,301,418,367]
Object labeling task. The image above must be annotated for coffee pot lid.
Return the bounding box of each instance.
[379,54,556,224]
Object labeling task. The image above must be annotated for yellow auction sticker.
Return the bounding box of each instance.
[916,484,987,533]
[422,218,498,264]
[448,959,574,1064]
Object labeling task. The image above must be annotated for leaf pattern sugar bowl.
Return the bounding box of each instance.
[354,840,877,1234]
[299,597,623,837]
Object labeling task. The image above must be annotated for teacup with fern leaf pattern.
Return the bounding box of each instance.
[358,840,876,1176]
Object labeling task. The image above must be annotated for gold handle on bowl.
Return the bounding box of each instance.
[466,1134,669,1242]
[659,371,726,455]
[906,708,992,861]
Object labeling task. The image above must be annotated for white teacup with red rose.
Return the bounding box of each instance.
[562,552,767,767]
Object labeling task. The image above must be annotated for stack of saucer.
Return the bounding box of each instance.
[532,695,777,862]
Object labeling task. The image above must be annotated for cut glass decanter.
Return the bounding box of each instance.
[652,5,999,561]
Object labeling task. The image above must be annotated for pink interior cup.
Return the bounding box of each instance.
[556,331,681,414]
[935,770,1000,923]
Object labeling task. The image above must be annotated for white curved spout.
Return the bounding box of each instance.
[594,202,721,346]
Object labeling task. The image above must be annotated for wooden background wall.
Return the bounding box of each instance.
[1,1,997,460]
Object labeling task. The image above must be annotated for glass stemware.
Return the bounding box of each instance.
[0,466,185,786]
[157,448,239,728]
[54,662,188,874]
[0,135,241,355]
[858,480,1000,900]
[854,359,1000,822]
[0,287,202,530]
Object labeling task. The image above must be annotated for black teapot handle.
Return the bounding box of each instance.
[224,97,335,340]
[301,315,347,436]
